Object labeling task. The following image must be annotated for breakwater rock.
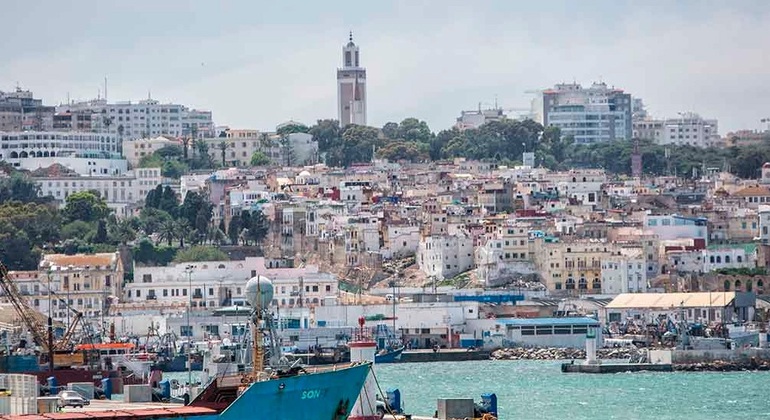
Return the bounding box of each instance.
[491,347,634,361]
[674,359,770,372]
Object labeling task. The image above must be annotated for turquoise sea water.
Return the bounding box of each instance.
[375,360,770,420]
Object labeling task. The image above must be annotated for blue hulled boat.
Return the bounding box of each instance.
[375,346,404,363]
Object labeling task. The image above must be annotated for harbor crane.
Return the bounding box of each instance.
[0,261,95,370]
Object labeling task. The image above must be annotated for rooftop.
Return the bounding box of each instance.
[495,317,600,326]
[606,292,735,309]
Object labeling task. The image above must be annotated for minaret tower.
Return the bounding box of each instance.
[337,32,367,126]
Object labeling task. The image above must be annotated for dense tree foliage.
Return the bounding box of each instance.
[250,151,270,166]
[173,246,229,263]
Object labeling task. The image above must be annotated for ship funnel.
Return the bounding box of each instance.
[246,276,274,309]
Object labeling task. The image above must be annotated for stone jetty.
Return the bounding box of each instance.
[490,347,634,361]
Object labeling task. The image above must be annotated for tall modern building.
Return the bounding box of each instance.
[337,32,367,126]
[541,82,632,144]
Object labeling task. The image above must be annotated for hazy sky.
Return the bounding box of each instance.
[2,0,768,134]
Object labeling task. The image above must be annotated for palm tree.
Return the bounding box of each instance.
[217,141,229,167]
[181,136,191,160]
[157,219,177,246]
[259,132,273,153]
[175,219,191,247]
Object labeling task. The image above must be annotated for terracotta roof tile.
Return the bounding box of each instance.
[733,185,770,197]
[42,253,116,269]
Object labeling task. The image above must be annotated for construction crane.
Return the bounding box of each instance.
[0,261,94,367]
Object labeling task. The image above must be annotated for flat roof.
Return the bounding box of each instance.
[606,292,735,309]
[495,317,600,327]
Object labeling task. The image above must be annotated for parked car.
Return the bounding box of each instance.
[57,390,90,408]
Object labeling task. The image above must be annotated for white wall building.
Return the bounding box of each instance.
[35,168,162,217]
[126,257,338,310]
[658,113,719,148]
[381,224,421,260]
[701,246,756,272]
[601,256,647,295]
[758,205,770,245]
[644,214,708,245]
[541,82,633,144]
[58,98,214,141]
[417,233,474,280]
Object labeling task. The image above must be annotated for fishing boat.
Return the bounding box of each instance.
[191,276,371,418]
[375,345,404,363]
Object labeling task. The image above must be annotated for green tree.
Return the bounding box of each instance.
[309,119,341,153]
[94,219,108,243]
[0,173,42,203]
[377,141,427,162]
[279,136,295,166]
[138,207,173,236]
[396,118,433,143]
[173,246,229,263]
[159,186,179,216]
[250,151,271,166]
[63,191,110,223]
[61,220,96,242]
[340,124,381,166]
[217,141,229,167]
[276,123,309,136]
[381,122,399,139]
[157,218,177,246]
[227,214,242,245]
[179,191,210,229]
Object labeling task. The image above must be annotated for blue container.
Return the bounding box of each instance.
[101,378,112,400]
[480,393,497,416]
[159,379,171,400]
[47,376,58,394]
[386,388,402,414]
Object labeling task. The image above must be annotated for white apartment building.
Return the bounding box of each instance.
[541,82,633,144]
[658,113,719,147]
[417,233,474,280]
[0,130,122,172]
[759,205,770,245]
[644,214,708,245]
[125,257,337,309]
[344,214,381,266]
[547,169,606,206]
[36,168,162,217]
[475,224,534,286]
[702,246,756,272]
[381,224,421,259]
[57,98,214,141]
[454,108,507,131]
[601,256,647,295]
[122,136,179,167]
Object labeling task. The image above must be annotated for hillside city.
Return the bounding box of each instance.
[2,34,770,351]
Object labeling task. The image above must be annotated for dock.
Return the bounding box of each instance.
[561,362,674,374]
[400,349,491,363]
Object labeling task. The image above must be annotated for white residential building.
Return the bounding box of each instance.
[758,205,770,245]
[702,246,756,272]
[454,108,506,131]
[0,131,124,175]
[541,82,633,144]
[658,113,719,148]
[601,256,647,295]
[417,233,474,280]
[644,214,708,245]
[381,224,421,259]
[36,168,162,217]
[58,98,214,141]
[125,257,338,310]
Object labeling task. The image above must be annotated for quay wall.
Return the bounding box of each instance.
[400,350,491,363]
[672,349,770,364]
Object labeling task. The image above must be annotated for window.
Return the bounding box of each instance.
[521,326,535,336]
[325,285,331,292]
[209,287,214,296]
[180,325,193,337]
[572,326,588,334]
[536,326,552,335]
[554,326,572,335]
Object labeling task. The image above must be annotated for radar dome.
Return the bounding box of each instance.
[245,276,274,309]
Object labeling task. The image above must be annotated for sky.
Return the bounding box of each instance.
[1,0,769,134]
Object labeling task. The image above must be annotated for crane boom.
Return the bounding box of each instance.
[0,261,50,352]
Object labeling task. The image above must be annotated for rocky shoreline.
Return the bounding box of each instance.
[491,347,770,372]
[491,347,634,361]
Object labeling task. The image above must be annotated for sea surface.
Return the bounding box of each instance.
[374,360,770,420]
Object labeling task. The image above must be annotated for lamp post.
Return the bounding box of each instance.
[184,265,194,388]
[46,267,53,372]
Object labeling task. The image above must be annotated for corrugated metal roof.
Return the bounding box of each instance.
[605,292,735,309]
[495,317,599,326]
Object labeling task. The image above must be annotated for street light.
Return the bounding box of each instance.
[184,265,194,390]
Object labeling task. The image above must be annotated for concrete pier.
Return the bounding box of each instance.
[561,363,674,373]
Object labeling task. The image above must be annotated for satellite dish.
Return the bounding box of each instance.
[245,276,274,309]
